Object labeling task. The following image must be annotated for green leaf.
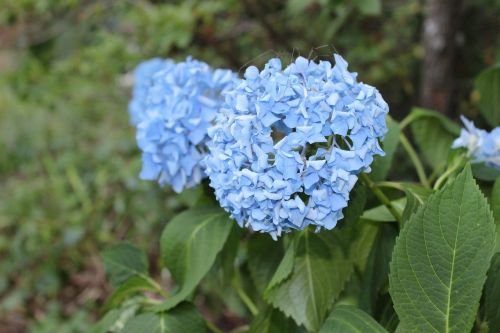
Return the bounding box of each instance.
[361,198,406,222]
[408,107,461,171]
[401,190,423,224]
[353,0,382,16]
[389,165,496,333]
[248,233,285,294]
[218,223,243,285]
[349,220,380,272]
[475,64,500,126]
[359,224,397,315]
[265,230,352,332]
[484,253,500,332]
[248,306,302,333]
[472,162,500,181]
[264,241,295,293]
[105,276,158,309]
[102,243,149,287]
[122,303,206,333]
[336,184,367,251]
[492,178,500,252]
[91,303,141,333]
[371,117,400,181]
[319,305,388,333]
[156,207,233,311]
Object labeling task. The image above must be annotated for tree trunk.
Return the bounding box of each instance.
[419,0,463,115]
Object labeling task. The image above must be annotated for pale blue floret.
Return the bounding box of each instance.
[452,116,500,169]
[130,57,237,192]
[204,54,389,239]
[128,58,173,126]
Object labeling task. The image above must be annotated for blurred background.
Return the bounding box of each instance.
[0,0,499,332]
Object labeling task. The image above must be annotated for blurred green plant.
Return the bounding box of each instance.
[0,0,499,331]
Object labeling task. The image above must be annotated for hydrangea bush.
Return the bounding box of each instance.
[98,55,499,333]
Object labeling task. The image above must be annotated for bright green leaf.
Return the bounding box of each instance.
[389,165,496,333]
[319,305,388,333]
[475,64,500,126]
[361,198,406,222]
[265,230,352,332]
[156,207,233,311]
[123,303,206,333]
[484,253,500,332]
[102,243,149,287]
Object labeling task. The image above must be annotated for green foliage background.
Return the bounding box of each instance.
[0,0,499,332]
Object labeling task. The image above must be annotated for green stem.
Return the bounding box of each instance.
[147,277,169,299]
[399,132,430,188]
[433,155,467,190]
[399,114,413,130]
[375,181,406,192]
[233,268,259,316]
[360,173,402,223]
[206,321,224,333]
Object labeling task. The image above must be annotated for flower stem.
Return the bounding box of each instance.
[433,154,467,190]
[233,268,259,316]
[206,321,223,333]
[360,173,402,223]
[399,132,430,188]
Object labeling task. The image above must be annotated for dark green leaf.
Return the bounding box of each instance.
[484,253,500,332]
[156,207,233,311]
[265,230,352,332]
[492,178,500,253]
[102,243,149,287]
[264,241,295,293]
[249,306,302,333]
[472,162,500,181]
[409,107,461,171]
[371,117,400,181]
[248,233,285,294]
[401,190,422,224]
[359,224,397,315]
[349,220,380,272]
[336,184,367,251]
[123,303,206,333]
[319,305,388,333]
[475,64,500,126]
[389,165,496,333]
[218,223,243,285]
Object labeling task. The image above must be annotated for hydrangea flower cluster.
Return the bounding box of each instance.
[204,54,388,238]
[452,116,500,170]
[128,58,172,126]
[130,57,237,192]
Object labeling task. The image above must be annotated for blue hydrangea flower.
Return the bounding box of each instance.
[452,116,500,169]
[128,58,173,126]
[131,57,237,192]
[204,54,388,238]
